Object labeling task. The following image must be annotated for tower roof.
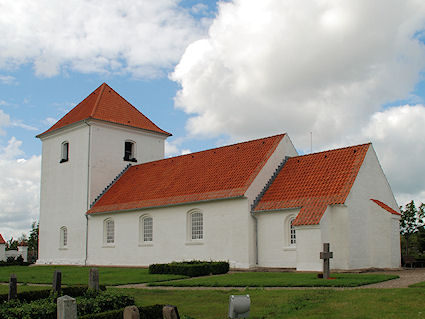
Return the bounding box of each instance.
[88,134,286,214]
[37,83,171,138]
[253,143,371,226]
[0,234,5,244]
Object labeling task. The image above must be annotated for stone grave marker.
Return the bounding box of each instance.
[57,295,77,319]
[163,305,180,319]
[52,270,62,294]
[8,274,17,301]
[89,268,99,291]
[319,242,333,279]
[123,305,140,319]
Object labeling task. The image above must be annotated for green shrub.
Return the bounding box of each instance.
[79,304,165,319]
[149,261,229,277]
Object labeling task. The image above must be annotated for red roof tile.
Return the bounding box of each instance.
[0,234,5,244]
[254,143,370,226]
[37,83,171,137]
[88,134,285,214]
[371,199,401,215]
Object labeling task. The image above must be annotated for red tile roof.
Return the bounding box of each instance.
[371,199,401,215]
[254,143,370,226]
[88,134,285,214]
[37,83,171,137]
[0,234,5,244]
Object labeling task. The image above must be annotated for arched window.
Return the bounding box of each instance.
[289,217,296,245]
[104,218,115,245]
[60,226,68,248]
[139,215,153,243]
[60,141,69,163]
[189,210,203,240]
[124,140,137,162]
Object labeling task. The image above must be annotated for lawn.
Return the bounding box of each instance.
[118,288,425,319]
[409,281,425,288]
[0,266,186,286]
[148,272,399,287]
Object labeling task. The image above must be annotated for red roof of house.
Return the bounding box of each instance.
[371,199,401,215]
[0,234,5,244]
[37,83,171,137]
[254,143,371,226]
[88,134,285,214]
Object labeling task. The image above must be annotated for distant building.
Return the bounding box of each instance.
[36,83,401,270]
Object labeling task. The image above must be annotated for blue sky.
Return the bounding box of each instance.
[1,0,425,240]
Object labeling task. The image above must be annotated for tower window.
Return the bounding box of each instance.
[60,142,69,163]
[60,226,68,248]
[124,141,137,162]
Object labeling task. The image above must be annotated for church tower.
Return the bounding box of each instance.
[36,83,171,264]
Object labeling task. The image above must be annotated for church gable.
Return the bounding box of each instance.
[88,134,286,214]
[253,143,371,226]
[0,234,5,244]
[37,83,171,137]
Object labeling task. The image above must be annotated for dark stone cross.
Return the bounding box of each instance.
[9,274,17,301]
[89,268,99,291]
[320,243,333,279]
[52,270,62,294]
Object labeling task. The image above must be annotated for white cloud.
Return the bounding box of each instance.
[360,104,425,205]
[172,0,425,204]
[0,137,41,240]
[44,117,58,126]
[0,109,11,135]
[0,0,207,77]
[165,138,192,157]
[0,74,16,84]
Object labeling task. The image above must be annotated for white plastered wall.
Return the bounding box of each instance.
[87,198,253,268]
[38,124,90,264]
[295,225,323,271]
[256,209,299,268]
[343,145,401,269]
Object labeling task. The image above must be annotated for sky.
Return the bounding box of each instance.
[1,0,425,241]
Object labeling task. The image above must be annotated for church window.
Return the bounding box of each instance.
[60,142,69,163]
[139,215,153,243]
[190,211,203,240]
[60,226,67,248]
[104,218,115,245]
[289,217,296,245]
[124,141,137,162]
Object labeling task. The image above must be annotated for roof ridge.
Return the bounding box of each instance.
[294,142,371,159]
[131,133,287,167]
[91,83,107,117]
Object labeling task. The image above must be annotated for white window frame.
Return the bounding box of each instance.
[283,215,297,250]
[187,209,203,244]
[59,226,68,249]
[60,141,69,163]
[139,215,153,245]
[103,218,115,246]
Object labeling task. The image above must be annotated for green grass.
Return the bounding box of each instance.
[0,266,186,286]
[116,288,425,319]
[409,281,425,288]
[148,272,398,287]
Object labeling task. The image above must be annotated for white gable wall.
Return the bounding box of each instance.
[38,124,90,264]
[343,146,401,269]
[87,198,253,268]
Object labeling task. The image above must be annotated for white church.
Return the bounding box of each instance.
[36,83,401,271]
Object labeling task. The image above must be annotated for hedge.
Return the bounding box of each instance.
[80,304,164,319]
[149,261,229,277]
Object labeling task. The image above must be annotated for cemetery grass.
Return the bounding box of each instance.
[409,281,425,287]
[148,272,399,287]
[118,287,425,319]
[0,266,186,286]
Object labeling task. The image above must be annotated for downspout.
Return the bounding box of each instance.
[250,211,259,266]
[84,120,92,266]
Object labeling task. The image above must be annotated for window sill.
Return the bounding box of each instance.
[59,247,68,250]
[185,241,204,246]
[102,245,115,248]
[138,243,153,247]
[59,159,69,163]
[283,246,296,251]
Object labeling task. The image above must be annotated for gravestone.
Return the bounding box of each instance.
[89,268,99,291]
[319,243,333,279]
[57,295,77,319]
[123,305,140,319]
[163,305,180,319]
[52,270,62,294]
[8,274,17,301]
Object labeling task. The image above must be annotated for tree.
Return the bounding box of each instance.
[28,221,39,262]
[400,200,425,255]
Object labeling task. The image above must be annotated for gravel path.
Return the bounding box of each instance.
[115,268,425,290]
